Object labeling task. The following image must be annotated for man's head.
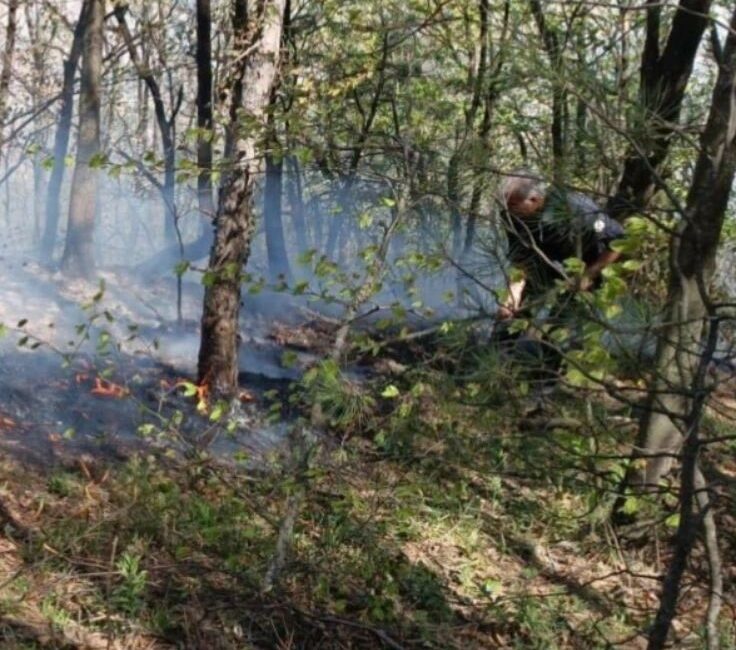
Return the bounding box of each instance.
[500,172,546,218]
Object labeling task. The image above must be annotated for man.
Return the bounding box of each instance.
[498,172,624,319]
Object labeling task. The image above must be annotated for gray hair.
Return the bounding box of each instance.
[499,171,546,205]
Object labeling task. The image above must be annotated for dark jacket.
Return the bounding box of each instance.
[502,188,624,295]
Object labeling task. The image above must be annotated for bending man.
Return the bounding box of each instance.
[498,172,624,319]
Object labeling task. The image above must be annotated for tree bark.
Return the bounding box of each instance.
[24,2,50,247]
[198,0,287,398]
[607,0,712,220]
[41,0,89,260]
[287,155,309,255]
[60,0,104,278]
[263,10,291,284]
[264,147,292,282]
[638,7,736,490]
[0,0,18,144]
[197,0,215,224]
[529,0,564,178]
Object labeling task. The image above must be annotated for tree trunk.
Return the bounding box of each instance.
[638,7,736,490]
[41,0,89,260]
[264,149,291,282]
[287,155,309,255]
[529,0,564,179]
[24,2,49,248]
[134,0,223,275]
[607,0,712,220]
[0,0,18,144]
[196,0,215,225]
[197,0,287,398]
[32,154,46,245]
[60,0,104,278]
[447,150,462,259]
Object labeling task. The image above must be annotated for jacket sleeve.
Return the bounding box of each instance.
[567,192,624,248]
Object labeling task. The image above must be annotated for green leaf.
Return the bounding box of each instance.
[281,350,298,368]
[622,496,639,515]
[178,381,199,398]
[209,402,226,422]
[88,152,108,169]
[381,385,400,398]
[138,424,156,437]
[174,261,190,277]
[665,513,680,528]
[202,270,217,287]
[621,260,643,272]
[481,579,502,596]
[292,280,309,295]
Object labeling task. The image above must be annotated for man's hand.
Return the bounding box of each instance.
[497,304,517,320]
[567,250,621,293]
[584,250,621,284]
[497,277,526,320]
[572,274,594,292]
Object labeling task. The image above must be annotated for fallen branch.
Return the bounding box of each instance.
[0,613,125,649]
[695,467,723,650]
[261,425,313,593]
[295,607,406,650]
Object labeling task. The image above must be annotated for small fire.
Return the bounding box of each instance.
[0,415,16,430]
[90,377,129,398]
[162,379,211,412]
[238,389,256,403]
[189,381,209,413]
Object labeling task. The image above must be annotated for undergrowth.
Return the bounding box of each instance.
[0,336,733,649]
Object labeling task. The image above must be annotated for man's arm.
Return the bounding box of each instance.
[579,249,621,290]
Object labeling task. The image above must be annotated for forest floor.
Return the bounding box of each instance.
[0,260,734,649]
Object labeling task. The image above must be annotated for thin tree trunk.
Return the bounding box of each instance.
[287,155,309,255]
[264,148,291,282]
[324,33,389,261]
[197,0,215,225]
[32,155,46,245]
[632,17,736,645]
[114,6,181,249]
[607,0,712,220]
[41,0,89,260]
[60,0,104,278]
[447,150,462,258]
[529,0,564,179]
[639,5,736,488]
[198,0,287,398]
[263,10,292,284]
[25,2,49,248]
[0,0,18,144]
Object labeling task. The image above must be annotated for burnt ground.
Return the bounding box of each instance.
[0,257,323,467]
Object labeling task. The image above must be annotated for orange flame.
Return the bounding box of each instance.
[91,377,129,398]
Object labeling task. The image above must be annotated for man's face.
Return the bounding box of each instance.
[508,190,545,218]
